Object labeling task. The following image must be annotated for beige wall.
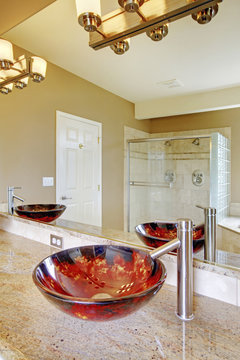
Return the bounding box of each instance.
[150,108,240,202]
[0,0,56,35]
[0,46,150,230]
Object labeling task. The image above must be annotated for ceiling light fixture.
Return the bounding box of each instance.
[0,39,47,95]
[110,39,130,55]
[118,0,145,13]
[192,4,219,24]
[76,0,102,32]
[75,0,222,55]
[146,24,168,42]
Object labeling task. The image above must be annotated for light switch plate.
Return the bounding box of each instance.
[42,177,54,187]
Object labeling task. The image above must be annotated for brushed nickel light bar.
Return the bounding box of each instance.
[75,0,223,55]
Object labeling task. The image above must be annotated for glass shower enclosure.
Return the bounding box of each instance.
[126,133,230,232]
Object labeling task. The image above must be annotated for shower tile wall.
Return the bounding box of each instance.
[129,138,210,231]
[125,126,231,233]
[210,133,231,222]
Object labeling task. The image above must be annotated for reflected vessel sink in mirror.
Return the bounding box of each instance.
[15,204,66,223]
[136,222,204,254]
[32,245,166,321]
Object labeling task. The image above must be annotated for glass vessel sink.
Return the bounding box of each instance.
[136,222,204,253]
[15,204,66,223]
[32,245,166,321]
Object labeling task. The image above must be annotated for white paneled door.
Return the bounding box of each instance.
[56,111,102,226]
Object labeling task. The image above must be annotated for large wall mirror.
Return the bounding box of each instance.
[0,0,239,273]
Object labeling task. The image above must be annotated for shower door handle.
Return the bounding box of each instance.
[61,196,72,200]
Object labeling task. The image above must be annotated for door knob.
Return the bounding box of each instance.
[61,196,72,200]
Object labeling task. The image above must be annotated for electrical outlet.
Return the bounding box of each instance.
[50,234,63,249]
[43,177,54,187]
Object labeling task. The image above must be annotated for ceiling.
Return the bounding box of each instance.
[3,0,240,104]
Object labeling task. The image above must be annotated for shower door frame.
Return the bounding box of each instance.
[126,135,212,232]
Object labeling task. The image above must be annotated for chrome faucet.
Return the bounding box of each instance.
[151,219,194,321]
[8,186,24,215]
[196,205,216,262]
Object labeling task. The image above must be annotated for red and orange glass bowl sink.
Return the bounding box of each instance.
[15,204,66,223]
[32,245,166,321]
[136,222,205,254]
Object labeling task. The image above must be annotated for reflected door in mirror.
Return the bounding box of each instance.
[56,111,102,226]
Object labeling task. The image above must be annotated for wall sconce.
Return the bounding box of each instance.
[75,0,222,55]
[0,39,47,95]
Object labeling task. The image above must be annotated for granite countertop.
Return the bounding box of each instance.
[0,230,240,360]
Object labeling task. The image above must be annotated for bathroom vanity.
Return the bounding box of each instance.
[0,217,240,359]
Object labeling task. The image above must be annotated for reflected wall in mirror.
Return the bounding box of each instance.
[0,0,240,271]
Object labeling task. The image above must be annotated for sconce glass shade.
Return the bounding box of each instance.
[75,0,101,16]
[0,82,13,94]
[0,39,14,69]
[110,39,130,55]
[30,56,47,82]
[75,0,102,32]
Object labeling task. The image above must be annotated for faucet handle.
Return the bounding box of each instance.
[8,186,22,191]
[196,205,216,216]
[196,205,205,210]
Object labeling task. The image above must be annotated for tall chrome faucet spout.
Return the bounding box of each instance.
[150,218,194,321]
[196,205,216,262]
[8,186,24,215]
[13,195,25,202]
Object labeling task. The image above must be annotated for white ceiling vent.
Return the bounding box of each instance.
[157,79,184,88]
